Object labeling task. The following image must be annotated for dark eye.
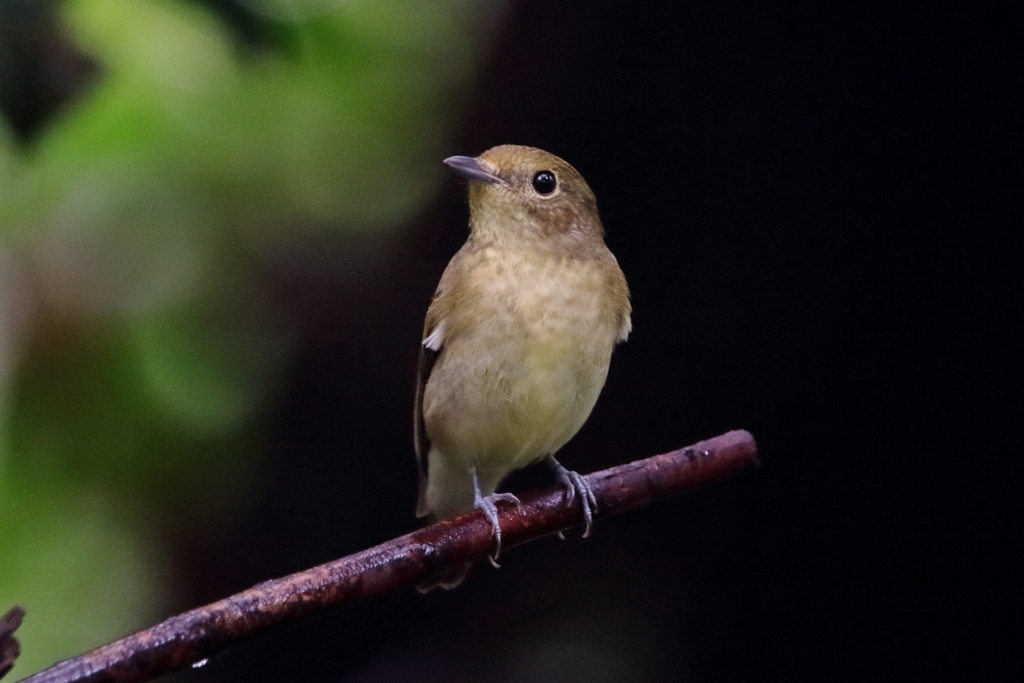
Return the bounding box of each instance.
[532,171,557,195]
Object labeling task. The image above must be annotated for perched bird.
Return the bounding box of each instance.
[415,144,631,589]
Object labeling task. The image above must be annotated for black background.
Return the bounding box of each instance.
[7,1,1021,681]
[201,2,1021,682]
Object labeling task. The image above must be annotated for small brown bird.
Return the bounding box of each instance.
[414,145,631,589]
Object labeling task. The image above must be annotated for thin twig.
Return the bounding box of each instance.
[0,607,24,680]
[15,430,758,683]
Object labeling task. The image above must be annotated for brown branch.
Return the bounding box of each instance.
[0,607,24,680]
[15,429,758,683]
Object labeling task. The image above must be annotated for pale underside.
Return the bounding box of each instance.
[420,246,627,520]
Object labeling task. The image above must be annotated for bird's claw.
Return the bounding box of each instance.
[547,457,598,538]
[475,492,521,565]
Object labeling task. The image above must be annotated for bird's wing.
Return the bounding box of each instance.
[414,319,443,518]
[617,307,632,342]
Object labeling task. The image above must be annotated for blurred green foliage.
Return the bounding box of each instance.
[0,0,503,675]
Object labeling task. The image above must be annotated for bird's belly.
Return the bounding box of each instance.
[423,262,616,480]
[427,338,608,474]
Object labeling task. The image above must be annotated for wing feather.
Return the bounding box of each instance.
[414,323,441,518]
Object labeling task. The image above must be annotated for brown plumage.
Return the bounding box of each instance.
[414,145,631,589]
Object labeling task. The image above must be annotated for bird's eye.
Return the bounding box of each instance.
[532,171,557,195]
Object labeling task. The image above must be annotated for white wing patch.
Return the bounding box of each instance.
[617,312,632,342]
[422,322,444,351]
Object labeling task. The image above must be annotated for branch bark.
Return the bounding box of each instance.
[14,429,758,683]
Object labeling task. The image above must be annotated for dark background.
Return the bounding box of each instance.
[6,1,1020,681]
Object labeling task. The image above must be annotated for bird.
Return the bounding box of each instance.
[414,144,631,589]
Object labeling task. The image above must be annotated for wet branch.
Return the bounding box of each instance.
[13,429,758,683]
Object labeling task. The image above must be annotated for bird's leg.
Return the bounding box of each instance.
[471,468,520,567]
[546,455,599,538]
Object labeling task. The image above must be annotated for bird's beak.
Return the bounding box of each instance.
[443,156,505,185]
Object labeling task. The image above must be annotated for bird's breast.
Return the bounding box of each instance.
[424,248,620,470]
[469,247,616,363]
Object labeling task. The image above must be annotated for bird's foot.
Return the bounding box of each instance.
[474,491,521,566]
[547,456,598,538]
